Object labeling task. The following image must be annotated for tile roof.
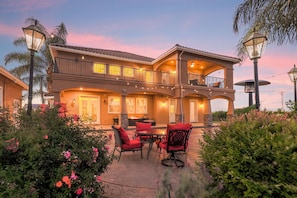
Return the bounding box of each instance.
[50,44,154,63]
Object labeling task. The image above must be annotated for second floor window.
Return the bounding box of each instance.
[123,67,134,77]
[145,71,153,83]
[93,63,106,74]
[109,65,121,76]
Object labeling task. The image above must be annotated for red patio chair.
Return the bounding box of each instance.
[135,122,152,142]
[112,126,144,161]
[159,123,192,167]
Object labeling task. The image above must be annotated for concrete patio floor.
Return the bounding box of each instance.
[100,126,209,198]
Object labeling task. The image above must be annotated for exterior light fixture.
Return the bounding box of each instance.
[288,64,297,104]
[23,20,46,115]
[243,31,267,110]
[235,79,270,107]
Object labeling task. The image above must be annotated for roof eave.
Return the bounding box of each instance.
[0,67,28,90]
[49,45,153,65]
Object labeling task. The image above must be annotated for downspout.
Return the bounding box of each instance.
[178,50,184,122]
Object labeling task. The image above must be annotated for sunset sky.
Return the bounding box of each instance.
[0,0,296,111]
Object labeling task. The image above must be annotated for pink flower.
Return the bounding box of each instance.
[76,187,83,195]
[93,147,99,162]
[103,145,110,151]
[108,133,112,140]
[73,114,79,121]
[71,170,78,180]
[44,135,48,140]
[64,151,71,159]
[96,175,101,182]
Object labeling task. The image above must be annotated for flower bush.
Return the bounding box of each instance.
[0,103,113,197]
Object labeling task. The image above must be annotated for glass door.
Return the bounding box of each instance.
[169,99,176,123]
[79,96,100,124]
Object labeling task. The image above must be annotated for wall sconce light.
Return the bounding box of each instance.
[71,98,76,107]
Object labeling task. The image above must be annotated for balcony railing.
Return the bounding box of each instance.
[54,57,175,85]
[188,73,225,88]
[54,57,225,88]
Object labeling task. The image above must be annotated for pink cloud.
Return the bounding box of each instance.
[67,32,166,58]
[0,23,22,37]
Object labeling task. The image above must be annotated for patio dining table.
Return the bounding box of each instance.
[136,128,167,159]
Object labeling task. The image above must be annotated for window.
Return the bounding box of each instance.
[126,97,135,114]
[109,65,121,76]
[108,96,120,114]
[93,63,106,74]
[136,98,147,114]
[145,71,153,83]
[123,67,134,77]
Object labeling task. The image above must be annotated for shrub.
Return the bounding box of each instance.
[0,104,113,197]
[201,110,297,197]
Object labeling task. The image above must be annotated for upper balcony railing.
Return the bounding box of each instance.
[54,57,225,88]
[188,73,225,88]
[54,57,176,85]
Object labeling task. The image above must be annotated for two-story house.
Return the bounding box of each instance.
[49,44,240,128]
[0,66,28,114]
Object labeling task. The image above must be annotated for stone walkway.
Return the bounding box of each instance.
[101,127,206,198]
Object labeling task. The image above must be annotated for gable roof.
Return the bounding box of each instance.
[49,43,241,65]
[0,66,28,90]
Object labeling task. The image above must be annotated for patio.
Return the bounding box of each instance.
[101,126,209,198]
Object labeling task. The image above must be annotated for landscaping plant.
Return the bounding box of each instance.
[0,103,113,197]
[201,110,297,197]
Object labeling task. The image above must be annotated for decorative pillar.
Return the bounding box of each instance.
[175,97,184,123]
[203,98,212,126]
[227,99,234,120]
[120,89,128,129]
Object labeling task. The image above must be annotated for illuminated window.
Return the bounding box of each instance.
[145,71,153,83]
[123,67,134,77]
[109,65,121,76]
[93,63,106,74]
[108,96,120,114]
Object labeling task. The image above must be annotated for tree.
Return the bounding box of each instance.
[233,0,297,59]
[4,17,67,103]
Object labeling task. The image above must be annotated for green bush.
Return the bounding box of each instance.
[201,110,297,197]
[0,104,113,197]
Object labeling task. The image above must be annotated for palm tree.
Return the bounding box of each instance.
[4,17,67,103]
[233,0,297,59]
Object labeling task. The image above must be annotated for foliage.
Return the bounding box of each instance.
[212,111,227,121]
[0,103,113,197]
[234,105,255,115]
[233,0,297,60]
[201,110,297,197]
[286,99,297,113]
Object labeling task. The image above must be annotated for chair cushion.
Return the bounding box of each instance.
[118,127,130,144]
[136,122,151,132]
[122,139,143,150]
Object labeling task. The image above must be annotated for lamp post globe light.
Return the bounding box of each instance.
[243,31,267,110]
[23,20,46,115]
[288,64,297,105]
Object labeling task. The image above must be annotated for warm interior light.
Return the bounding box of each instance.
[23,20,45,52]
[190,62,194,68]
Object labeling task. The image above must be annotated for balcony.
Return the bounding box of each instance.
[188,73,225,88]
[54,57,175,85]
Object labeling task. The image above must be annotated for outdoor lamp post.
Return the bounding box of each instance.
[23,20,46,115]
[288,64,297,104]
[243,31,267,110]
